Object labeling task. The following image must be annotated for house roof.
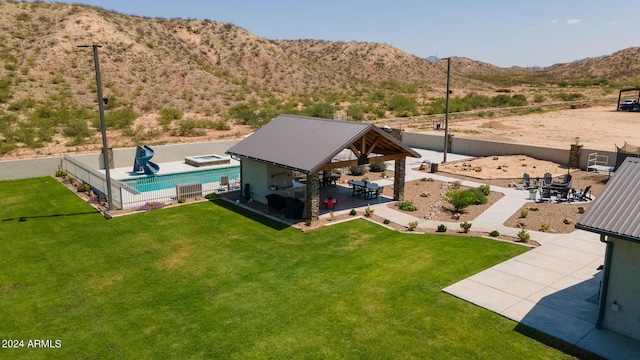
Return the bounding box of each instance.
[226,114,420,174]
[576,158,640,242]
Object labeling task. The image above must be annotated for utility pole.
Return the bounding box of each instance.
[78,44,113,211]
[443,57,451,163]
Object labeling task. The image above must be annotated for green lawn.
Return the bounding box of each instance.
[0,177,578,359]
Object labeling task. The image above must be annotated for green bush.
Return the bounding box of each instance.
[55,170,68,177]
[519,209,529,218]
[445,189,478,211]
[90,107,137,130]
[539,224,550,232]
[178,198,186,203]
[383,219,390,225]
[349,165,366,176]
[470,188,487,205]
[364,205,374,217]
[489,230,500,237]
[398,200,417,212]
[437,224,447,232]
[159,107,183,125]
[76,183,91,192]
[172,119,206,137]
[349,209,357,216]
[477,184,491,196]
[517,229,531,242]
[368,162,386,172]
[408,221,418,231]
[460,221,472,233]
[388,94,418,117]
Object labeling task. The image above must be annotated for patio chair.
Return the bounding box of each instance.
[556,187,571,202]
[523,173,538,189]
[539,187,551,202]
[543,172,553,186]
[574,185,592,201]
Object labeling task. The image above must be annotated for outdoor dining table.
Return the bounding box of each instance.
[347,180,383,199]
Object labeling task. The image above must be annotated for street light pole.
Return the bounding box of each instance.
[78,44,113,211]
[443,57,451,164]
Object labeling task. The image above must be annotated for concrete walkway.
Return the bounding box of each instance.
[324,149,640,359]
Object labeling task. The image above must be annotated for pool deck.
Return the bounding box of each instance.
[106,159,240,180]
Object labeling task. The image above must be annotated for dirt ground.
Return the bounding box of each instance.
[404,105,640,151]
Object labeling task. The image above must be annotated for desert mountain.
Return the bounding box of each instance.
[1,1,639,159]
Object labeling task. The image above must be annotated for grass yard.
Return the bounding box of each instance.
[0,177,581,359]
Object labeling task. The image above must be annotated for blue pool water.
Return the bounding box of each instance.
[121,166,240,193]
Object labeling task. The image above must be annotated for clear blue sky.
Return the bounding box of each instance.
[45,0,638,68]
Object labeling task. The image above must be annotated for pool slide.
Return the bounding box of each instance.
[133,145,160,175]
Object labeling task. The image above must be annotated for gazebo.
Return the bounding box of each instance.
[226,114,420,220]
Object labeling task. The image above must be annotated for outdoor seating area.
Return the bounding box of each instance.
[522,172,592,203]
[347,180,384,200]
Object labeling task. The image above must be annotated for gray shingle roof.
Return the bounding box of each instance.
[226,114,420,174]
[576,157,640,242]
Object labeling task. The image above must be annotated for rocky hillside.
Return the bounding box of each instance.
[0,1,639,159]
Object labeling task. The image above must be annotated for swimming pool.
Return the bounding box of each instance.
[121,166,240,193]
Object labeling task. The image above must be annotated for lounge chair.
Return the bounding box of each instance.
[574,185,592,201]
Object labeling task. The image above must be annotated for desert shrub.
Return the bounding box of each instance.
[460,221,472,233]
[63,118,93,142]
[388,94,418,117]
[90,107,136,130]
[368,162,386,172]
[212,120,230,130]
[301,102,335,119]
[159,107,183,125]
[489,230,500,237]
[76,183,91,192]
[347,107,363,121]
[550,92,584,102]
[445,189,478,211]
[178,198,186,203]
[0,77,12,104]
[539,224,550,232]
[449,180,461,190]
[408,221,418,231]
[349,165,366,176]
[437,224,447,232]
[398,200,417,212]
[8,97,36,111]
[364,205,374,217]
[528,207,539,211]
[520,209,529,218]
[172,119,206,137]
[477,184,491,196]
[55,170,67,177]
[517,228,531,242]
